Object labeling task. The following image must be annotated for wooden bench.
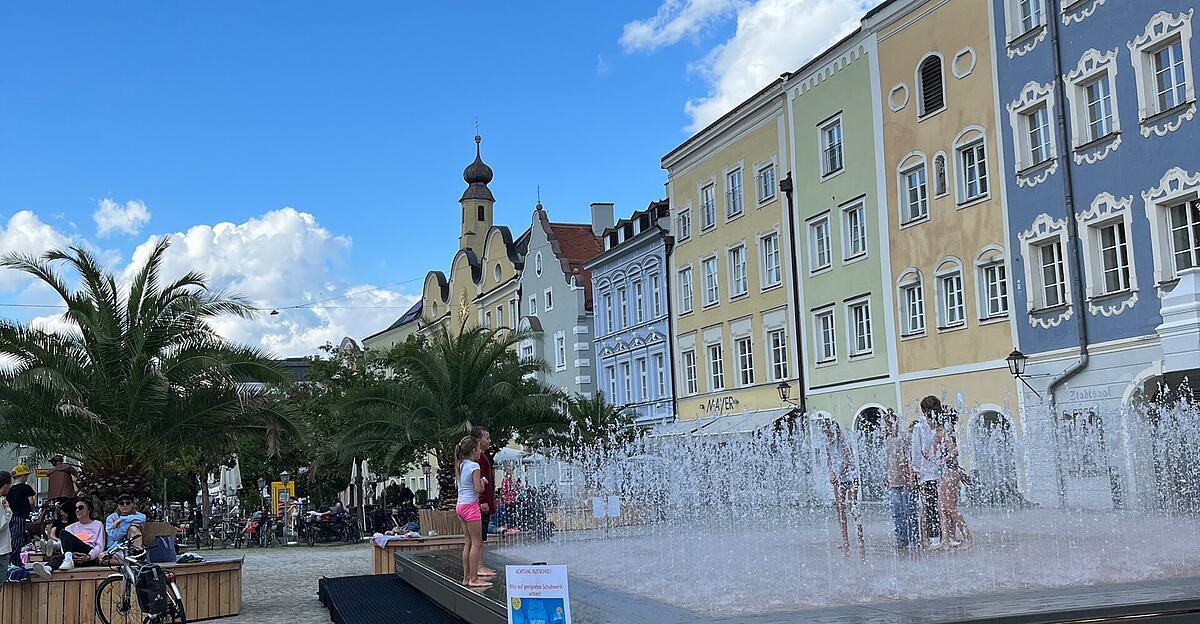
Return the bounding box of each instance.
[371,535,466,575]
[0,557,243,624]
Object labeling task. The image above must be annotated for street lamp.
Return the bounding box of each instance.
[777,382,801,407]
[1006,348,1041,398]
[257,477,268,513]
[279,470,292,486]
[422,460,431,496]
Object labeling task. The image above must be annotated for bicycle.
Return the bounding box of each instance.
[94,539,187,624]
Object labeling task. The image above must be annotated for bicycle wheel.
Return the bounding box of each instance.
[96,576,144,624]
[163,579,188,623]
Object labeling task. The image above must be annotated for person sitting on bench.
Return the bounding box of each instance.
[32,498,104,577]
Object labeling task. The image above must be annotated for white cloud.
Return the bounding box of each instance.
[93,198,151,237]
[0,211,73,290]
[123,208,419,357]
[620,0,742,52]
[623,0,881,132]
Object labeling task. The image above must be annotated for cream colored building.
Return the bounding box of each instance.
[662,81,803,434]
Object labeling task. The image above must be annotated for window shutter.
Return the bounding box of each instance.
[920,57,944,115]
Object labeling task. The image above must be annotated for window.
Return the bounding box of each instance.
[637,357,648,401]
[735,337,754,386]
[820,117,844,177]
[707,343,725,391]
[726,169,743,218]
[1099,222,1132,293]
[618,287,629,328]
[678,206,692,240]
[1155,40,1189,113]
[654,353,666,397]
[1084,76,1114,141]
[554,333,566,371]
[528,295,537,315]
[678,268,694,313]
[702,257,720,306]
[496,305,504,328]
[842,202,867,259]
[918,55,945,117]
[602,293,613,334]
[757,163,776,202]
[814,309,836,363]
[900,277,926,336]
[728,244,748,297]
[847,299,873,357]
[760,232,781,287]
[1064,50,1121,152]
[957,137,989,202]
[1025,104,1052,165]
[1008,82,1058,174]
[606,365,617,401]
[809,216,832,272]
[520,342,535,362]
[1018,0,1042,34]
[634,281,645,323]
[650,274,662,317]
[484,311,492,327]
[682,349,698,395]
[477,205,486,221]
[1129,13,1195,126]
[975,249,1009,320]
[535,252,543,277]
[933,153,949,197]
[937,267,966,328]
[544,288,554,311]
[700,183,717,230]
[901,163,929,223]
[1169,200,1200,274]
[620,363,632,404]
[1037,240,1068,308]
[768,329,789,381]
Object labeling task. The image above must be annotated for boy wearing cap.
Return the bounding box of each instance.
[5,465,35,567]
[105,494,146,546]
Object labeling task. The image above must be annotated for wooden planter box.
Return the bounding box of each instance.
[0,558,243,624]
[419,508,463,537]
[370,535,466,575]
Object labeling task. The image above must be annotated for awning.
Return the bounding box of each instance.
[650,416,720,437]
[694,406,797,436]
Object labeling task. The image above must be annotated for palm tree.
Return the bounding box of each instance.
[337,325,567,510]
[0,240,300,510]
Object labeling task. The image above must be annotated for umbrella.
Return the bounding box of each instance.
[493,447,528,464]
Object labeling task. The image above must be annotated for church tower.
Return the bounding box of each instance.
[458,135,495,252]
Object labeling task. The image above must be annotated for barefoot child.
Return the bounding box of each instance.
[455,436,490,588]
[821,420,865,556]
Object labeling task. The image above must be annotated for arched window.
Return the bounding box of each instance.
[934,257,966,329]
[896,268,925,336]
[953,127,990,204]
[975,246,1009,321]
[918,54,946,117]
[534,252,544,277]
[896,152,929,224]
[477,205,485,221]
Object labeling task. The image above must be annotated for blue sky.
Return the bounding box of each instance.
[0,1,873,355]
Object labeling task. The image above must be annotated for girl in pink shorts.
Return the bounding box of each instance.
[455,435,489,588]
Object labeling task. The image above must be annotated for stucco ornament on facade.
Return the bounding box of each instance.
[888,83,909,112]
[1128,10,1196,138]
[1019,213,1073,329]
[1008,81,1060,188]
[1007,27,1047,59]
[1064,48,1122,165]
[1077,193,1139,317]
[1141,167,1200,297]
[1061,0,1106,26]
[952,47,977,79]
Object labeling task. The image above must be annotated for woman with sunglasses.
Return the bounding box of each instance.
[31,498,105,577]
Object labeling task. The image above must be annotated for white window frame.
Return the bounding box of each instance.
[602,292,613,335]
[682,349,698,396]
[975,247,1010,321]
[758,231,781,290]
[953,127,990,205]
[916,53,947,118]
[678,267,694,314]
[841,200,867,261]
[707,342,725,392]
[897,154,930,225]
[1003,0,1046,44]
[634,280,645,324]
[818,114,845,178]
[725,166,744,219]
[897,269,926,337]
[677,202,693,241]
[1063,49,1122,158]
[1078,193,1139,302]
[650,273,663,317]
[728,243,748,298]
[700,182,717,231]
[554,331,567,371]
[845,297,874,358]
[808,213,832,273]
[767,328,789,382]
[544,287,554,312]
[735,336,755,387]
[620,362,632,404]
[654,353,666,398]
[756,160,777,204]
[1128,11,1195,128]
[813,307,836,364]
[528,295,537,316]
[617,286,628,328]
[636,357,648,402]
[606,365,617,402]
[1007,81,1058,178]
[934,259,967,330]
[701,255,720,307]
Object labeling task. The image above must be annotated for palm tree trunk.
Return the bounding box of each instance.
[435,448,457,511]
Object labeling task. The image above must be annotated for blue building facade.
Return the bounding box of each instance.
[586,200,676,426]
[991,0,1200,507]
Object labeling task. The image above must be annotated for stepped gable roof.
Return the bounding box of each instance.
[363,300,423,341]
[544,219,603,311]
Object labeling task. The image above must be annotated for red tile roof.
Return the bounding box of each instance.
[546,222,603,311]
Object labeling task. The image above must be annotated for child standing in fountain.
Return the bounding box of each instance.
[884,409,917,552]
[455,436,490,589]
[912,397,943,550]
[934,411,972,550]
[821,419,865,556]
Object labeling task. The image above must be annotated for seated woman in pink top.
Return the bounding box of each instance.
[32,498,105,577]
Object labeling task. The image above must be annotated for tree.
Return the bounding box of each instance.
[0,241,301,511]
[522,391,637,493]
[336,325,567,509]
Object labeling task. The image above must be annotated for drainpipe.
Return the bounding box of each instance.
[780,173,808,414]
[663,228,679,423]
[1046,0,1089,505]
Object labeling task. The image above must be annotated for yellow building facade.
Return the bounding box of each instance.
[662,82,803,434]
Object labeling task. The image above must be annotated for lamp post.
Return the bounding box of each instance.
[257,477,268,514]
[1007,349,1042,398]
[422,460,431,499]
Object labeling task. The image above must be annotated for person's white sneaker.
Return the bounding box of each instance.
[31,562,52,578]
[60,552,75,570]
[949,539,963,548]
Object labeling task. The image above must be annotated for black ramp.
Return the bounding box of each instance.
[319,574,465,624]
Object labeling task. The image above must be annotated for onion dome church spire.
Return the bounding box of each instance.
[460,134,495,202]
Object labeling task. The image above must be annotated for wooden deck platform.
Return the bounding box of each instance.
[371,535,465,575]
[0,557,243,624]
